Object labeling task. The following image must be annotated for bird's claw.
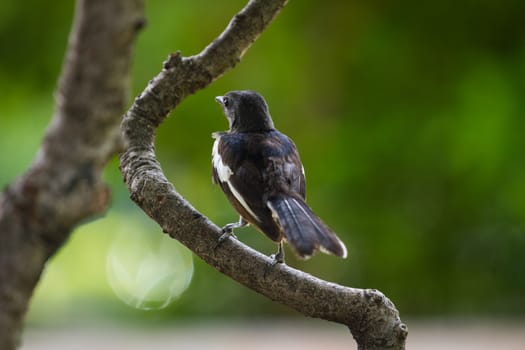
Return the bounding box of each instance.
[214,227,237,251]
[269,253,284,265]
[269,242,285,265]
[263,251,285,279]
[218,229,236,242]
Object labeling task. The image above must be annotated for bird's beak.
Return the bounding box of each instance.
[215,96,224,105]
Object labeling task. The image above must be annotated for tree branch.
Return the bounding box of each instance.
[119,0,407,349]
[0,0,144,348]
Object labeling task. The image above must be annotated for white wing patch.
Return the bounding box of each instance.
[212,138,232,183]
[212,137,260,222]
[228,184,261,222]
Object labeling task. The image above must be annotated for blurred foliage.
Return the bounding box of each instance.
[1,0,525,324]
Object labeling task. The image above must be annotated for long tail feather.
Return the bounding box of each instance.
[267,195,347,259]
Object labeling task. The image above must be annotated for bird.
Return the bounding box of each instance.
[212,90,347,263]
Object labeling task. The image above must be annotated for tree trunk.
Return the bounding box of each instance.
[0,0,144,348]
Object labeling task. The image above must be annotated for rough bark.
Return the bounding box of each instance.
[0,0,144,348]
[119,0,407,349]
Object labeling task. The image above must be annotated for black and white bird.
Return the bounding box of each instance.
[212,90,347,263]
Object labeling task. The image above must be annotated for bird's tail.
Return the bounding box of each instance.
[267,195,347,259]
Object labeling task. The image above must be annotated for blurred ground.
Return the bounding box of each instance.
[21,319,525,350]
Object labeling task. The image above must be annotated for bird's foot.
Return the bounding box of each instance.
[218,227,237,243]
[269,253,284,265]
[264,245,285,279]
[214,218,247,251]
[269,242,285,265]
[221,218,247,241]
[270,254,284,266]
[214,229,235,251]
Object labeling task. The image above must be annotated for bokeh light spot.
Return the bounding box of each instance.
[106,227,193,310]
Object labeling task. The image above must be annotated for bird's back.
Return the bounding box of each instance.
[212,130,305,242]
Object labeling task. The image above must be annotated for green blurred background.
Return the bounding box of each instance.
[1,0,524,327]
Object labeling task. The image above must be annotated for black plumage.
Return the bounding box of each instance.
[212,90,347,261]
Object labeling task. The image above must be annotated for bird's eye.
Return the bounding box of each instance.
[223,97,230,107]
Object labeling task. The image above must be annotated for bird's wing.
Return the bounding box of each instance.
[213,133,268,226]
[261,132,306,199]
[228,132,305,218]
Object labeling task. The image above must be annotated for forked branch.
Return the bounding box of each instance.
[119,1,407,349]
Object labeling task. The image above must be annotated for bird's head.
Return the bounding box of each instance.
[215,90,275,133]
